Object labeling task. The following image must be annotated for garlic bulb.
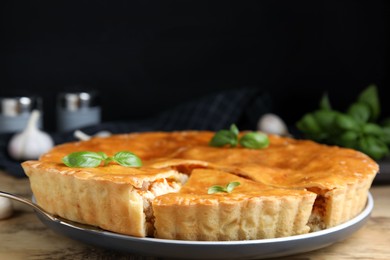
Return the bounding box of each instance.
[0,197,13,220]
[257,113,290,136]
[8,110,54,160]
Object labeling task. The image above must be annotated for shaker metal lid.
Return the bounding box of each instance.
[58,91,99,111]
[0,96,42,116]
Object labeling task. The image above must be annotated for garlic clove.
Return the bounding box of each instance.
[7,110,54,160]
[95,131,112,138]
[74,130,112,141]
[257,113,290,136]
[73,130,91,141]
[0,197,13,220]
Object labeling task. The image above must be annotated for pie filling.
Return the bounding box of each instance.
[137,176,188,236]
[306,188,328,231]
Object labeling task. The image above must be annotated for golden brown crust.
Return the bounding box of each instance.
[40,132,377,189]
[22,131,378,240]
[153,169,317,240]
[22,161,186,236]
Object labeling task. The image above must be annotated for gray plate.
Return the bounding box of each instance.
[35,193,373,260]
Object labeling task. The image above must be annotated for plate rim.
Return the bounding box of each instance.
[35,192,373,246]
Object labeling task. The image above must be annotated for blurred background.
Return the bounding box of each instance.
[0,0,388,132]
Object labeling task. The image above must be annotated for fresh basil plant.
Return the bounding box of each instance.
[296,85,390,160]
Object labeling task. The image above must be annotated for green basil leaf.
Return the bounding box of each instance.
[207,185,227,194]
[358,136,389,160]
[62,151,103,168]
[208,181,241,194]
[97,152,108,160]
[347,102,371,124]
[319,93,332,110]
[239,132,269,149]
[335,114,360,131]
[357,84,380,121]
[226,182,241,193]
[336,131,359,148]
[113,151,143,167]
[362,123,384,138]
[312,110,338,132]
[209,130,237,147]
[296,113,322,134]
[230,124,239,137]
[380,127,390,145]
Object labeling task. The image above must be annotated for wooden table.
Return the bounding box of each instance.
[0,170,389,260]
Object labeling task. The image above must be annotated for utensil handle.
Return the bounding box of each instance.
[0,190,57,221]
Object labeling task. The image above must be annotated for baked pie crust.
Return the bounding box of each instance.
[153,169,316,240]
[21,131,378,240]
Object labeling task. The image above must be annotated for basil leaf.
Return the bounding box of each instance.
[209,130,237,147]
[208,181,241,194]
[296,113,322,134]
[347,102,371,124]
[312,110,338,132]
[62,151,103,168]
[319,93,332,110]
[63,150,143,168]
[207,185,227,194]
[380,127,390,145]
[239,132,269,149]
[226,182,240,193]
[335,114,360,131]
[97,152,108,160]
[362,123,384,138]
[336,131,359,148]
[358,136,389,160]
[230,124,239,137]
[357,84,380,121]
[113,151,143,167]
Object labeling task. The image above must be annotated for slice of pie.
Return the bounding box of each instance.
[22,161,187,237]
[153,169,316,240]
[170,134,378,230]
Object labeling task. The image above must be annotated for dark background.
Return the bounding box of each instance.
[0,0,388,132]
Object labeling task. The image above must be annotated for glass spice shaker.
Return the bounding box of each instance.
[0,96,43,134]
[56,91,101,133]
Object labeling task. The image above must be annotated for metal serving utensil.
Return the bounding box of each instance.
[0,190,106,232]
[0,190,58,221]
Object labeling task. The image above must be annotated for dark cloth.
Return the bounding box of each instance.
[0,87,272,177]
